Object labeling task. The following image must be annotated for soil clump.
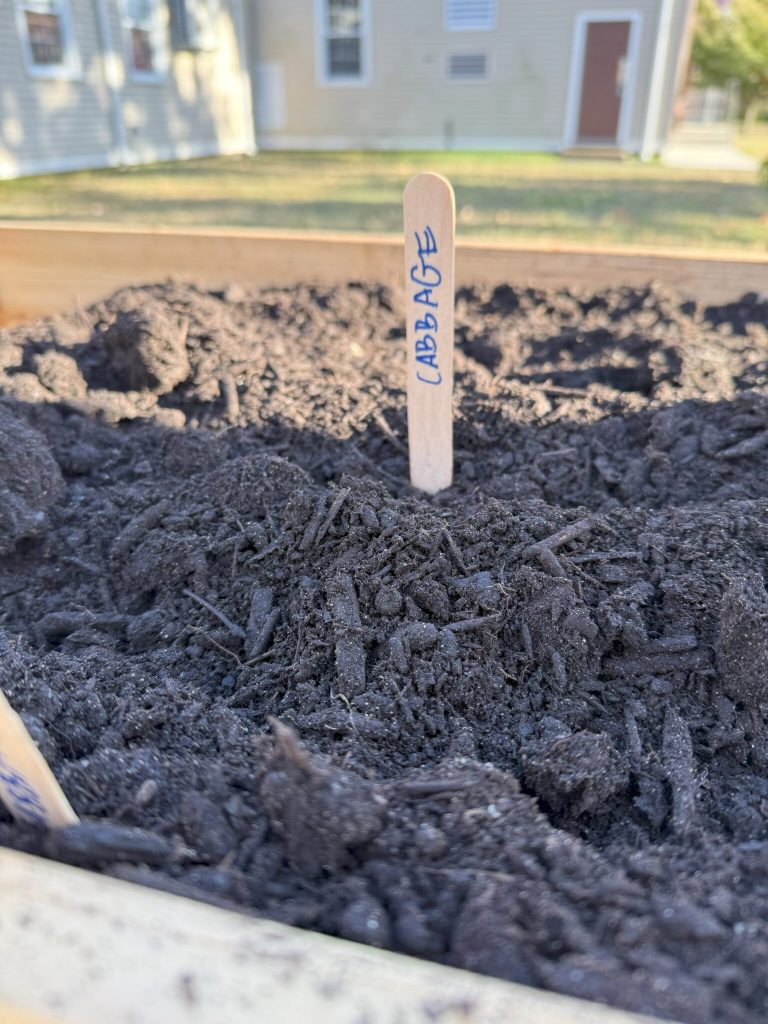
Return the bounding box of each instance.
[2,279,768,1023]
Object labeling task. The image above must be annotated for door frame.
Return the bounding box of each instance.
[563,9,642,150]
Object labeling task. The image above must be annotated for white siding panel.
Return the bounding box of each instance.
[0,0,113,171]
[1,0,253,177]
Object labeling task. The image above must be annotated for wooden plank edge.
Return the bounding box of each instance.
[1,224,765,325]
[0,220,767,265]
[0,848,662,1024]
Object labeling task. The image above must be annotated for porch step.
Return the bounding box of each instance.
[562,147,628,160]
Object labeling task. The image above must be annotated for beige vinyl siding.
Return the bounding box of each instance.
[114,0,253,164]
[252,0,684,152]
[1,0,253,178]
[0,0,114,176]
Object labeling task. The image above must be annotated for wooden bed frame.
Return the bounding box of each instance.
[2,222,762,1022]
[0,222,766,326]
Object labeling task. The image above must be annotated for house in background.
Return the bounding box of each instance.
[248,0,694,158]
[1,0,694,179]
[0,0,254,178]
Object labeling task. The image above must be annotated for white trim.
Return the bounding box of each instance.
[0,137,253,181]
[444,0,496,31]
[119,0,171,84]
[314,0,372,87]
[14,0,82,81]
[640,0,674,160]
[563,9,642,151]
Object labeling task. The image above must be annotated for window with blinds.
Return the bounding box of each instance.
[445,0,496,31]
[319,0,369,83]
[15,0,80,77]
[121,0,169,79]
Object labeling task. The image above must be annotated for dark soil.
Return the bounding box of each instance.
[2,279,768,1023]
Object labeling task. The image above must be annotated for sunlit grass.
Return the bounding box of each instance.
[0,151,765,250]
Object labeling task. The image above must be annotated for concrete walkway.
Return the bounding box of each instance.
[661,122,758,172]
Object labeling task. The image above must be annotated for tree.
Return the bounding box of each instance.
[692,0,768,123]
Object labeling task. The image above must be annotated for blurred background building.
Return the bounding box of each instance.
[1,0,695,179]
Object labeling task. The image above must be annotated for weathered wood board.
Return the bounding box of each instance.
[0,222,766,325]
[0,848,662,1024]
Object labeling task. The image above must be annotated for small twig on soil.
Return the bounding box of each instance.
[314,487,350,546]
[442,528,468,574]
[395,777,474,796]
[219,374,240,424]
[523,518,596,559]
[249,535,283,564]
[602,650,709,677]
[521,622,533,658]
[111,500,172,561]
[569,550,640,564]
[189,626,242,665]
[645,635,698,654]
[300,495,329,550]
[352,443,409,487]
[447,614,502,633]
[372,410,408,455]
[183,588,246,640]
[715,430,768,461]
[662,707,698,836]
[326,573,366,695]
[550,649,567,689]
[624,703,643,768]
[536,548,568,578]
[246,586,280,660]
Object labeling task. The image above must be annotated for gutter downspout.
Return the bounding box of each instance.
[641,0,675,161]
[93,0,129,165]
[233,0,257,156]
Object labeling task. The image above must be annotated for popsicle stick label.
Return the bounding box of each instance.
[0,689,78,829]
[403,173,456,495]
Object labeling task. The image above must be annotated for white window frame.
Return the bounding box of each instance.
[445,51,492,83]
[314,0,371,88]
[14,0,82,81]
[563,9,642,150]
[120,0,170,84]
[444,0,496,32]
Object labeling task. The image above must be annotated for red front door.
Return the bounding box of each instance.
[577,21,631,144]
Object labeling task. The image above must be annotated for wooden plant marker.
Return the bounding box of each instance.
[403,173,456,494]
[0,689,78,829]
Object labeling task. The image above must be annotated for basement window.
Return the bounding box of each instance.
[318,0,370,85]
[448,52,489,81]
[122,0,169,81]
[445,0,496,31]
[15,0,81,79]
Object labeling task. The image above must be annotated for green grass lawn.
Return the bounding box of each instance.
[0,151,766,251]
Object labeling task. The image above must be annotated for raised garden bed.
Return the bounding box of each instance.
[1,231,768,1024]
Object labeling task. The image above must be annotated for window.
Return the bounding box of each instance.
[15,0,81,79]
[317,0,369,84]
[445,0,496,31]
[169,0,219,52]
[448,52,489,80]
[122,0,169,80]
